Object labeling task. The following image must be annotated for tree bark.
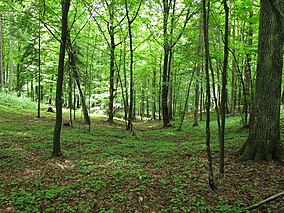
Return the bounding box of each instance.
[125,0,142,130]
[0,14,3,90]
[38,11,41,118]
[203,0,216,190]
[108,24,115,123]
[152,67,156,120]
[193,16,203,127]
[9,14,13,92]
[53,0,70,157]
[239,0,284,161]
[220,0,229,173]
[67,40,90,125]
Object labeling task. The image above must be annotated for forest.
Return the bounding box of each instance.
[0,0,284,212]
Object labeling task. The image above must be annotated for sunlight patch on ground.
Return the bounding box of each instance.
[55,160,75,170]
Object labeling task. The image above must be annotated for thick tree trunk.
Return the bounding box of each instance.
[53,0,70,157]
[239,0,284,161]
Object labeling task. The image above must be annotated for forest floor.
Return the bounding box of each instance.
[0,102,284,212]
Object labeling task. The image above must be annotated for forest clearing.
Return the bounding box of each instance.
[0,95,283,212]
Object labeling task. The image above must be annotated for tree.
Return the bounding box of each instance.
[52,0,70,157]
[219,0,229,173]
[239,0,284,161]
[0,14,3,90]
[203,0,216,190]
[125,0,142,131]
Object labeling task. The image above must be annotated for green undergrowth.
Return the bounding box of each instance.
[0,94,283,212]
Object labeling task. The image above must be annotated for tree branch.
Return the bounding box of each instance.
[247,191,284,210]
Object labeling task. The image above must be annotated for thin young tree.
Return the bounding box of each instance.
[37,1,41,118]
[53,0,70,157]
[193,13,203,127]
[203,0,216,190]
[0,14,3,90]
[219,0,229,173]
[125,0,142,131]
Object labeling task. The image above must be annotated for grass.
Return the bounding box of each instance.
[0,93,283,212]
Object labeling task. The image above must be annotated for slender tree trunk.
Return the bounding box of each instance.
[158,56,162,120]
[126,7,134,130]
[230,32,236,114]
[108,26,115,123]
[220,0,229,173]
[140,83,145,120]
[200,85,203,121]
[167,50,173,120]
[52,0,70,157]
[31,78,34,101]
[239,0,284,161]
[9,15,13,92]
[152,67,156,120]
[0,14,3,90]
[177,69,195,131]
[162,0,171,127]
[193,17,203,126]
[38,13,41,118]
[203,0,216,190]
[125,0,142,130]
[49,75,54,105]
[68,68,73,127]
[68,47,90,125]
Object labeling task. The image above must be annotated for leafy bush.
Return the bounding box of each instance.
[0,92,43,110]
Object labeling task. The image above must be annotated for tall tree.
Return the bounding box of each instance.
[125,0,142,131]
[0,14,3,90]
[203,0,216,190]
[161,0,193,127]
[53,0,70,157]
[8,14,13,91]
[193,13,203,127]
[239,0,284,161]
[38,3,41,118]
[220,0,229,173]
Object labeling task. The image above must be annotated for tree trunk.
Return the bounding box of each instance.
[53,0,70,157]
[200,85,203,121]
[177,68,195,131]
[0,14,3,90]
[239,0,284,161]
[125,0,142,130]
[167,50,173,120]
[69,49,90,125]
[140,83,145,120]
[152,67,156,120]
[49,75,54,105]
[37,14,41,118]
[220,0,229,173]
[203,0,216,190]
[9,15,13,92]
[161,0,171,127]
[108,25,115,123]
[193,17,203,127]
